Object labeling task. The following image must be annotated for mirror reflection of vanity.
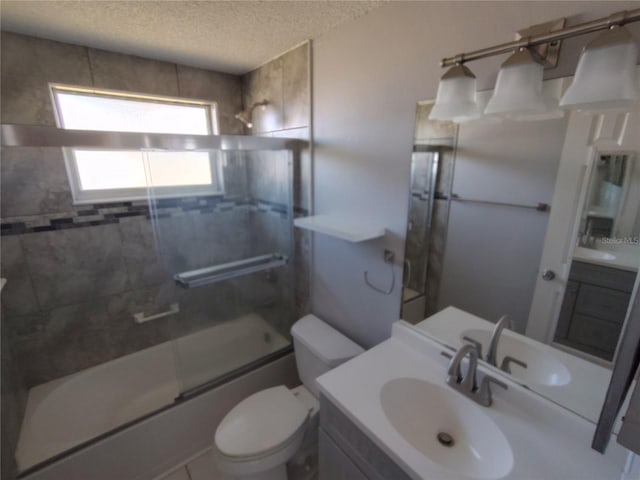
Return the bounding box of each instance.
[554,152,638,361]
[401,78,640,425]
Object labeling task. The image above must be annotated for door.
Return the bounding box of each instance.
[527,110,640,343]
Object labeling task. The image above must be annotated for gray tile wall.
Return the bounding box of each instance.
[1,33,93,126]
[0,31,243,133]
[0,32,311,478]
[0,147,74,218]
[405,154,432,292]
[409,104,457,318]
[424,150,456,317]
[242,43,310,136]
[1,329,27,480]
[242,43,312,319]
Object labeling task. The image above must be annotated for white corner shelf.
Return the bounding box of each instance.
[294,215,386,242]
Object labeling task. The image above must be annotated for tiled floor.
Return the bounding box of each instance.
[157,446,318,480]
[158,449,230,480]
[159,468,190,480]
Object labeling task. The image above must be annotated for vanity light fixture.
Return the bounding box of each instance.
[429,64,480,122]
[484,48,548,117]
[235,100,269,129]
[435,8,640,121]
[559,25,639,111]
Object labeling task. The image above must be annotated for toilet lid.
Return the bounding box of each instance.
[215,386,309,458]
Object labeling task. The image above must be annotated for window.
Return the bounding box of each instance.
[50,84,222,204]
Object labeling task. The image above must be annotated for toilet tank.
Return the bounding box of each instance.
[291,314,364,398]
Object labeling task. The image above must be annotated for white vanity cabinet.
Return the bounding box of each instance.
[316,322,632,480]
[319,430,367,480]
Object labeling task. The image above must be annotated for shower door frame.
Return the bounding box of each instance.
[1,123,305,477]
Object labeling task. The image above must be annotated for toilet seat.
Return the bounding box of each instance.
[215,385,309,460]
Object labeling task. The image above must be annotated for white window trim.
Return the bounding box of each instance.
[50,83,224,205]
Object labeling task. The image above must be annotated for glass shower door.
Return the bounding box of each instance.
[146,148,295,395]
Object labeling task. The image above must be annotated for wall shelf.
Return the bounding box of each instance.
[174,253,288,288]
[294,215,386,242]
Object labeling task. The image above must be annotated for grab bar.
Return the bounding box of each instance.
[174,253,289,288]
[133,303,180,324]
[451,193,549,212]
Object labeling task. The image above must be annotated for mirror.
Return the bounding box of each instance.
[580,154,631,243]
[401,107,457,323]
[554,152,638,362]
[401,78,640,424]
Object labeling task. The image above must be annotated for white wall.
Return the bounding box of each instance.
[311,1,640,348]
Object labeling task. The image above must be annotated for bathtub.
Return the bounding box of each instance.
[16,313,289,472]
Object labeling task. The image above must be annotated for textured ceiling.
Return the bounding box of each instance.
[0,1,382,74]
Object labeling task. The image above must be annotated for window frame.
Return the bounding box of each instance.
[50,83,224,205]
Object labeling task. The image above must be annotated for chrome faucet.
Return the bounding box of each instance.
[446,344,507,407]
[461,314,528,375]
[486,315,511,368]
[579,218,596,248]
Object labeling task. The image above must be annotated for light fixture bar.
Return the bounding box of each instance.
[441,9,640,67]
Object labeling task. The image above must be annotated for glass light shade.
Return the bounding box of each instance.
[484,49,548,117]
[560,26,638,112]
[429,65,479,121]
[510,97,566,122]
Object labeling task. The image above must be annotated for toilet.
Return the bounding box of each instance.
[214,314,364,480]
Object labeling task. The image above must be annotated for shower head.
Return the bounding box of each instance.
[235,110,253,128]
[235,100,269,129]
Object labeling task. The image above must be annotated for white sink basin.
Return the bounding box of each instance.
[380,377,513,479]
[574,247,616,261]
[461,329,571,387]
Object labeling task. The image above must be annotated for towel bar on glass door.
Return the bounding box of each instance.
[174,253,289,288]
[450,193,550,212]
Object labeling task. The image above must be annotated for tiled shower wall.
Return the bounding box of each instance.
[0,32,310,479]
[405,153,434,293]
[241,42,312,326]
[411,104,457,317]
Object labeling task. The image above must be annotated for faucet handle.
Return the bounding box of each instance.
[500,355,528,374]
[461,336,484,359]
[477,374,508,407]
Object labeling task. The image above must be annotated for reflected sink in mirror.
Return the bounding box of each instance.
[573,247,616,262]
[461,329,571,387]
[415,307,614,423]
[380,377,514,480]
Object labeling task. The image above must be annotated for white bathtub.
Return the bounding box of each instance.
[16,313,289,472]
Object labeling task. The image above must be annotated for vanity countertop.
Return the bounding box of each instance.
[317,322,629,480]
[573,245,639,272]
[415,306,613,424]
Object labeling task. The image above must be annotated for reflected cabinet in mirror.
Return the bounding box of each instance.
[555,152,638,361]
[401,79,640,424]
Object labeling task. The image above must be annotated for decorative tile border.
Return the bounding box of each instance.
[1,195,246,236]
[1,196,310,236]
[249,198,308,219]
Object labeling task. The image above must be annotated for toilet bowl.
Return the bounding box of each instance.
[214,314,364,480]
